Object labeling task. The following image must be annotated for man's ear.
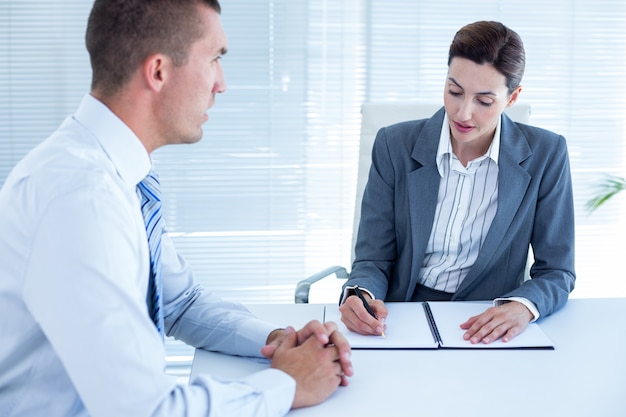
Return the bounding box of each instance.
[506,86,522,107]
[143,54,169,92]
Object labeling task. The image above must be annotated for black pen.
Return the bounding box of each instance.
[353,285,385,337]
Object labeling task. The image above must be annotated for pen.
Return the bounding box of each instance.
[353,285,385,337]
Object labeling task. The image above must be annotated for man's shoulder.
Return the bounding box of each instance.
[6,128,127,213]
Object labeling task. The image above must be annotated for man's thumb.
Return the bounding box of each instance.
[277,326,297,351]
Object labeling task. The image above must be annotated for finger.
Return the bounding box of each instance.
[260,328,287,358]
[260,343,276,359]
[370,300,388,335]
[296,320,329,346]
[500,325,522,343]
[326,324,353,377]
[500,314,530,343]
[369,300,389,320]
[477,322,509,344]
[339,300,365,333]
[462,307,499,340]
[359,300,386,335]
[322,342,342,361]
[323,320,338,334]
[325,346,350,385]
[463,314,498,343]
[341,312,378,335]
[343,296,384,335]
[276,326,298,350]
[338,301,356,328]
[471,317,522,344]
[459,313,481,330]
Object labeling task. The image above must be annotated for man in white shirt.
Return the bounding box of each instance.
[0,1,352,416]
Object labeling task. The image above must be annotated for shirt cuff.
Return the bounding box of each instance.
[493,297,540,322]
[339,285,375,305]
[191,368,295,417]
[240,368,296,415]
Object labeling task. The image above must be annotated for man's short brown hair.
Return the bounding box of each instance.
[86,0,221,96]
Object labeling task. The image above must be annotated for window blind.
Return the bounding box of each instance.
[0,1,92,182]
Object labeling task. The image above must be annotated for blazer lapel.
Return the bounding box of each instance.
[455,115,532,297]
[405,109,445,301]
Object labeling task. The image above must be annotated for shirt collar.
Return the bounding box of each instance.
[436,112,501,177]
[73,94,152,187]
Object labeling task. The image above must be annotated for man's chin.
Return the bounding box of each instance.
[177,131,204,145]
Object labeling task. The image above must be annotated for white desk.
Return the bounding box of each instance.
[191,299,626,417]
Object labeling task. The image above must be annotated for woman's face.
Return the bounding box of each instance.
[443,57,521,153]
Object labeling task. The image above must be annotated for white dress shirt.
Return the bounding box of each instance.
[419,113,501,293]
[0,94,295,417]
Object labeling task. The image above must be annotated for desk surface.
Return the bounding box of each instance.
[191,298,626,417]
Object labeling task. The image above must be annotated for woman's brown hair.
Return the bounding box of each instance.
[448,21,525,94]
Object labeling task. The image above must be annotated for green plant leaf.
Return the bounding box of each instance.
[586,175,626,214]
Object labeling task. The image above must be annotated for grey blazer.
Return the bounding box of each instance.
[345,107,576,317]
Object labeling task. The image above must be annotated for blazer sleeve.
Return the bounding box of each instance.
[343,126,399,299]
[504,132,576,317]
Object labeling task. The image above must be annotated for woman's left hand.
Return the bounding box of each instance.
[460,301,533,344]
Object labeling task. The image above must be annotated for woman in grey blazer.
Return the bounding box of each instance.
[339,21,575,344]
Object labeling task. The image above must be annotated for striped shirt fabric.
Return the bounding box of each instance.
[418,114,501,293]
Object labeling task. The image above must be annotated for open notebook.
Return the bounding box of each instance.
[323,301,554,350]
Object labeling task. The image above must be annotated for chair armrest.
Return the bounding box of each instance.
[294,266,350,304]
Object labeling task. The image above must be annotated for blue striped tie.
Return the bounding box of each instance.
[137,170,165,338]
